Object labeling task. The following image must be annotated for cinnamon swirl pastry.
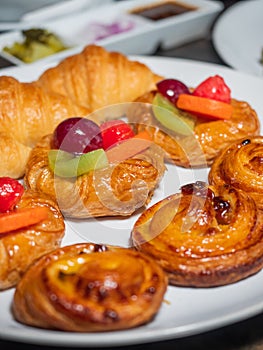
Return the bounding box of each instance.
[208,136,263,210]
[0,189,65,290]
[131,181,263,287]
[127,92,260,168]
[24,134,165,218]
[12,243,167,332]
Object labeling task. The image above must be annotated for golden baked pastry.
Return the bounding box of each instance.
[0,76,90,179]
[0,189,65,290]
[0,45,163,179]
[209,136,263,210]
[37,44,163,111]
[127,91,260,167]
[24,134,166,218]
[131,181,263,287]
[12,243,168,332]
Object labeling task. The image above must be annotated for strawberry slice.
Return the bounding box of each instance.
[0,177,24,212]
[100,120,135,150]
[192,75,231,104]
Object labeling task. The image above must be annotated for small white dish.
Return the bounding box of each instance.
[0,0,223,66]
[0,0,110,31]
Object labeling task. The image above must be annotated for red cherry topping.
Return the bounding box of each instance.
[100,120,135,150]
[52,117,103,155]
[0,177,24,213]
[192,75,231,103]
[156,78,190,104]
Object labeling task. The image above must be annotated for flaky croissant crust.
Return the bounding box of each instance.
[24,134,166,218]
[12,243,167,332]
[127,91,260,167]
[0,76,90,179]
[131,183,263,287]
[0,189,65,290]
[209,136,263,210]
[37,44,163,112]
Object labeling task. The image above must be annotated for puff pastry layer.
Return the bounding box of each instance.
[24,135,166,218]
[127,91,260,167]
[209,136,263,210]
[0,189,65,290]
[131,182,263,287]
[13,243,167,332]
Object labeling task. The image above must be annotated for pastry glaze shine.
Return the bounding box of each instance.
[12,243,167,332]
[131,182,263,287]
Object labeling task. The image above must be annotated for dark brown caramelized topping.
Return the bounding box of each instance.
[213,196,231,225]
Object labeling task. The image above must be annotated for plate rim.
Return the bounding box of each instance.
[212,0,263,75]
[1,55,263,347]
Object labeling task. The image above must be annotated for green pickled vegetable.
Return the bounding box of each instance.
[3,28,68,63]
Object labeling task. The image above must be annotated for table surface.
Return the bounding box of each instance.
[1,1,263,349]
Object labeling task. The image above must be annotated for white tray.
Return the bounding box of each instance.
[0,0,223,66]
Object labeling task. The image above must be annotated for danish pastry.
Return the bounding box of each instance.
[127,87,260,168]
[0,187,65,290]
[209,136,263,210]
[12,243,168,332]
[131,181,263,287]
[37,44,163,111]
[24,133,166,218]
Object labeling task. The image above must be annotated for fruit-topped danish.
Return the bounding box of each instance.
[131,181,263,287]
[24,116,165,218]
[127,75,260,167]
[0,177,65,290]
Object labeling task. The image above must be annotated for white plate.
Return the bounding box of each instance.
[1,56,263,347]
[0,0,223,65]
[212,0,263,76]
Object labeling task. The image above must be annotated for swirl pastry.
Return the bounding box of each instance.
[127,91,260,167]
[12,243,167,332]
[24,134,166,218]
[0,189,65,290]
[37,44,163,111]
[208,136,263,210]
[131,181,263,287]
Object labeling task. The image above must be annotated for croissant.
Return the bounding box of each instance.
[37,44,163,111]
[0,76,90,179]
[209,136,263,210]
[127,91,260,167]
[24,134,166,218]
[131,181,263,287]
[12,242,168,332]
[0,189,65,290]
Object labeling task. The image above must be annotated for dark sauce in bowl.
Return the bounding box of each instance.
[130,1,197,21]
